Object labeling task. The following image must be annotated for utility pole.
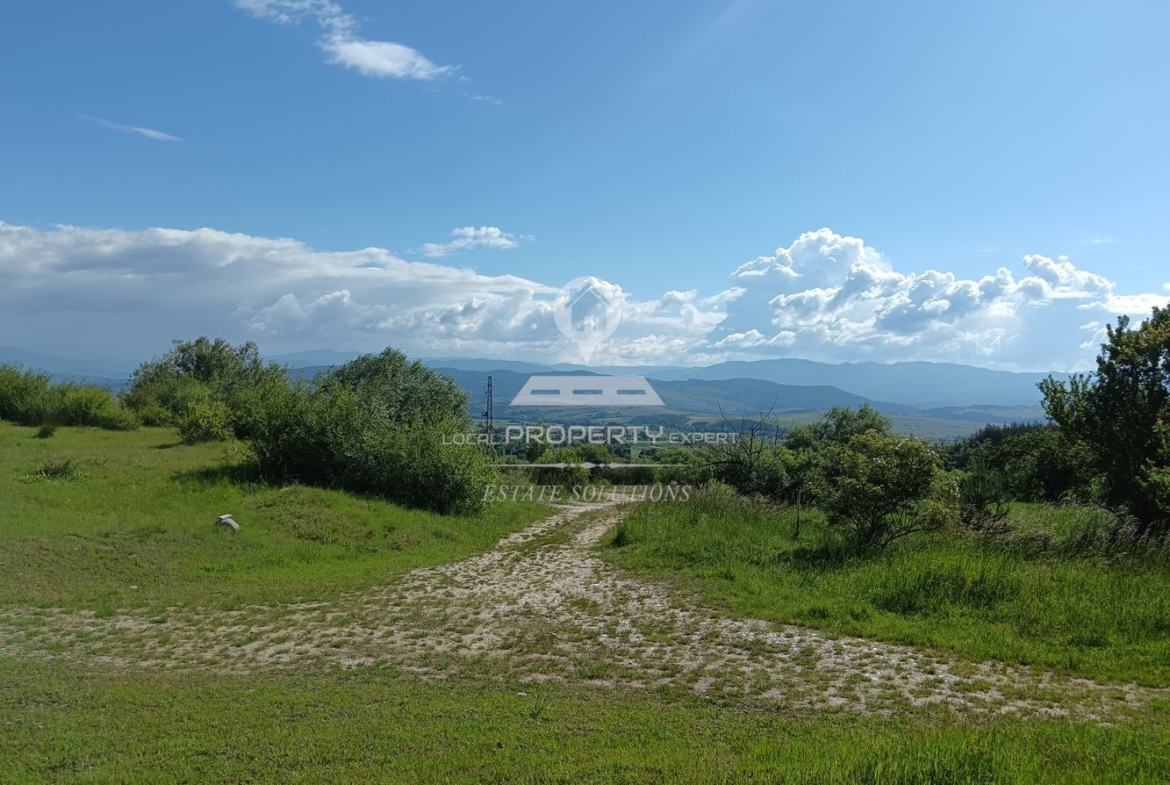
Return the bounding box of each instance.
[482,375,494,445]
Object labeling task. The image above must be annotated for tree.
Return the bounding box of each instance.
[944,423,1092,503]
[326,348,467,427]
[123,337,289,436]
[815,431,944,552]
[784,404,891,450]
[1040,304,1170,535]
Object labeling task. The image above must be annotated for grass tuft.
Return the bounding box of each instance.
[31,455,81,480]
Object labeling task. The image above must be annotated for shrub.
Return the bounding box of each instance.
[135,402,176,427]
[698,420,791,501]
[0,365,51,425]
[815,431,943,552]
[0,369,137,431]
[693,479,741,504]
[648,446,705,485]
[528,447,593,487]
[784,404,891,450]
[178,400,234,444]
[244,349,494,515]
[123,337,289,437]
[92,404,141,431]
[957,459,1011,532]
[34,423,57,439]
[52,384,139,430]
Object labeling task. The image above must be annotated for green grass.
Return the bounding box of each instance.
[1,658,1166,784]
[606,496,1170,686]
[3,424,1167,782]
[0,423,547,612]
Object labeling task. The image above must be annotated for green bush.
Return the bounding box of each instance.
[957,459,1011,532]
[0,366,137,431]
[528,447,593,487]
[122,337,288,437]
[784,403,891,450]
[135,402,177,427]
[698,427,791,501]
[52,384,139,430]
[816,431,944,552]
[178,400,234,444]
[245,349,494,515]
[648,446,705,485]
[0,365,51,425]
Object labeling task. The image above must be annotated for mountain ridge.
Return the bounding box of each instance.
[1,345,1065,411]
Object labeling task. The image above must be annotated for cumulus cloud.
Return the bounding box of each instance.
[421,226,531,258]
[0,220,1164,371]
[79,115,181,142]
[710,230,1164,370]
[236,0,454,80]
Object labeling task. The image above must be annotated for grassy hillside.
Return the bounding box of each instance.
[0,423,546,612]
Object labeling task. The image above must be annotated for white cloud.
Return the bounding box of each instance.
[0,220,554,360]
[80,115,181,142]
[465,94,503,106]
[421,226,530,258]
[708,231,1167,370]
[236,0,454,81]
[713,329,767,349]
[0,221,1165,371]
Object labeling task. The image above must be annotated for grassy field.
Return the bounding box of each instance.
[3,424,1168,782]
[2,658,1167,784]
[606,494,1170,687]
[0,423,547,612]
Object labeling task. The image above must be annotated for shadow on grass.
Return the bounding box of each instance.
[786,538,854,570]
[172,461,261,488]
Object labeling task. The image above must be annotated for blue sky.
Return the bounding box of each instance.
[1,0,1168,369]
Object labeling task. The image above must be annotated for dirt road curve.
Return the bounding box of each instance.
[1,502,1163,719]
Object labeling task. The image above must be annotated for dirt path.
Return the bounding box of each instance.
[1,502,1163,719]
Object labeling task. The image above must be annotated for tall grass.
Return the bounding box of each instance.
[608,492,1170,685]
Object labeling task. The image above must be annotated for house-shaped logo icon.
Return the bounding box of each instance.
[567,283,611,335]
[552,276,624,362]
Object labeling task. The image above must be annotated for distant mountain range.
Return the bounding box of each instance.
[416,357,1060,410]
[2,345,1062,428]
[0,346,131,388]
[647,359,1055,409]
[426,367,1045,428]
[0,346,132,379]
